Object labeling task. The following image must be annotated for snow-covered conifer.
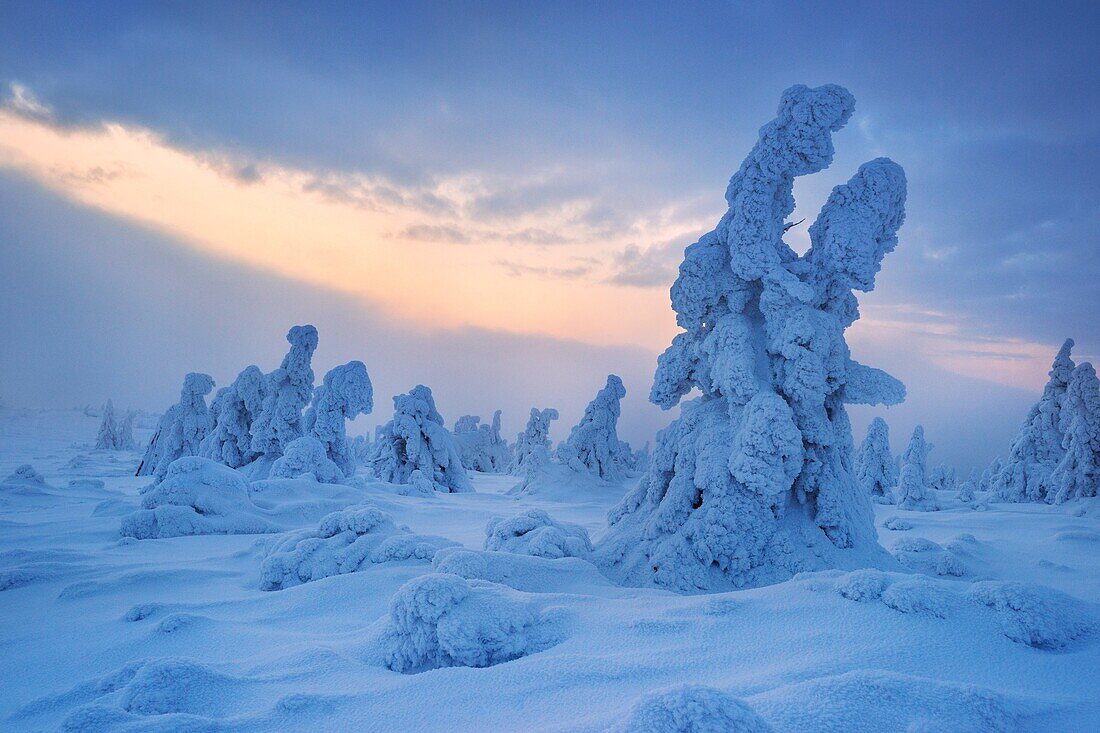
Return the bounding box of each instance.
[633,441,651,473]
[509,407,559,477]
[453,410,510,473]
[855,417,897,500]
[595,84,906,591]
[557,375,629,480]
[269,436,344,484]
[1049,363,1100,503]
[980,456,1003,493]
[116,411,137,451]
[136,373,216,480]
[994,339,1075,502]
[201,365,266,468]
[302,360,373,477]
[95,400,119,449]
[249,325,319,462]
[369,385,472,493]
[928,464,957,493]
[896,426,937,511]
[956,468,978,503]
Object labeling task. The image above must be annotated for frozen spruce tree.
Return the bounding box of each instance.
[249,325,319,470]
[509,407,559,477]
[979,455,1003,493]
[302,360,373,477]
[370,385,473,493]
[201,365,267,469]
[896,426,938,511]
[595,84,907,591]
[116,411,137,451]
[1049,363,1100,503]
[855,417,897,502]
[928,464,957,493]
[993,339,1075,502]
[453,410,510,473]
[136,373,215,480]
[557,375,629,480]
[95,400,120,449]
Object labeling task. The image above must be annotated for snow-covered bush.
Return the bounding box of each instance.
[956,468,978,503]
[95,400,119,449]
[892,536,963,576]
[896,426,938,511]
[993,339,1075,502]
[259,505,457,590]
[1048,362,1099,503]
[453,410,511,473]
[557,375,630,480]
[855,417,897,501]
[377,573,556,672]
[2,464,49,492]
[249,325,319,465]
[302,360,373,477]
[200,365,266,468]
[484,509,593,559]
[596,84,906,591]
[122,457,273,539]
[611,685,773,733]
[509,407,559,477]
[369,385,473,493]
[967,580,1094,649]
[269,436,344,483]
[880,576,953,618]
[136,373,216,481]
[833,569,893,602]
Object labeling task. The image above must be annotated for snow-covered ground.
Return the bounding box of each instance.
[2,408,1098,732]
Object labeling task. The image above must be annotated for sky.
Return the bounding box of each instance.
[0,1,1097,472]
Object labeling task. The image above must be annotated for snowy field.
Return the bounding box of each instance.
[1,407,1098,732]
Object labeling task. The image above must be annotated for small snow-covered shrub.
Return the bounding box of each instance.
[557,375,630,480]
[881,577,953,618]
[967,580,1094,649]
[137,373,215,480]
[2,464,48,490]
[370,385,472,493]
[834,569,893,602]
[269,436,344,484]
[896,426,938,511]
[484,509,593,559]
[302,360,374,477]
[378,573,556,673]
[611,685,773,733]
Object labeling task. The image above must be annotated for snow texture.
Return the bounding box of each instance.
[855,417,897,500]
[369,385,473,493]
[484,509,593,559]
[453,410,511,473]
[200,365,266,469]
[249,325,319,464]
[136,372,215,481]
[509,407,559,477]
[302,360,373,477]
[597,84,907,591]
[556,374,630,480]
[897,426,938,511]
[269,436,344,483]
[1048,362,1100,503]
[610,685,773,733]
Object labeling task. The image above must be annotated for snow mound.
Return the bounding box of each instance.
[269,436,344,483]
[432,547,612,594]
[611,685,772,733]
[259,504,457,590]
[880,576,954,618]
[882,516,912,531]
[892,536,965,577]
[833,569,893,602]
[484,509,593,559]
[377,573,559,673]
[967,580,1095,649]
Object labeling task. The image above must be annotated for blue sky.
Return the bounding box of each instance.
[1,1,1097,471]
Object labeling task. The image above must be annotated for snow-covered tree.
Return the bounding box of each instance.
[928,464,957,493]
[595,84,907,591]
[855,417,897,501]
[557,375,630,480]
[116,411,137,451]
[956,468,978,503]
[200,365,267,468]
[95,400,119,449]
[369,385,473,493]
[979,456,1003,493]
[896,426,937,511]
[137,372,216,480]
[509,407,559,477]
[302,360,373,477]
[269,436,344,484]
[633,441,651,473]
[993,339,1075,502]
[249,325,319,464]
[453,410,510,473]
[1049,363,1100,503]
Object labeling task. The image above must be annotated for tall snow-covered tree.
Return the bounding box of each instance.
[509,407,559,477]
[369,385,472,493]
[1049,363,1100,503]
[557,375,630,480]
[453,410,510,473]
[595,84,907,591]
[95,400,119,449]
[979,455,1003,493]
[993,339,1075,502]
[137,372,216,480]
[302,360,374,477]
[250,325,319,464]
[855,417,897,500]
[928,464,957,493]
[201,365,267,468]
[896,425,937,511]
[116,411,137,451]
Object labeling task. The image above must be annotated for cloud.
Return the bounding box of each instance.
[6,82,51,117]
[497,259,592,280]
[606,242,682,287]
[398,224,470,243]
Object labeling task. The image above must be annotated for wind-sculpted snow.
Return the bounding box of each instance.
[453,410,511,473]
[259,505,457,590]
[269,436,344,484]
[201,365,266,469]
[855,417,897,501]
[896,426,938,511]
[967,580,1095,649]
[370,385,473,493]
[302,360,373,477]
[1048,362,1100,503]
[510,407,559,477]
[136,373,215,480]
[557,375,630,480]
[484,509,593,559]
[597,84,906,591]
[376,573,560,673]
[249,325,319,469]
[610,685,773,733]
